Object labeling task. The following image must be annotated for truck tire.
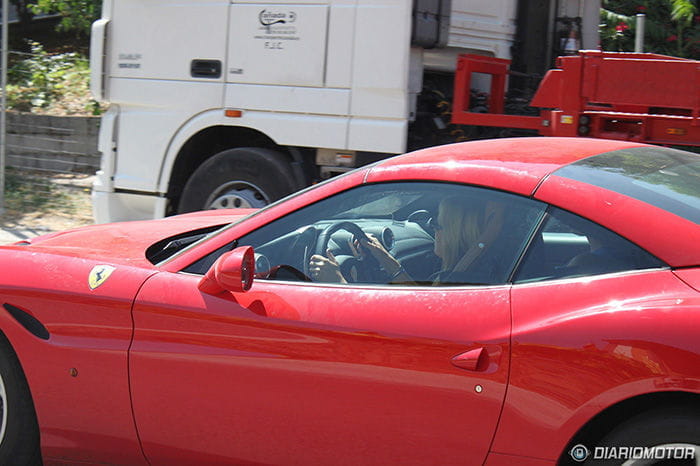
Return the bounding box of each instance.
[178,147,297,213]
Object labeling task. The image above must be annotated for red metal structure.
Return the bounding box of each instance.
[452,50,700,147]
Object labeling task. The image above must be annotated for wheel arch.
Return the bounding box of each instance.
[558,391,700,464]
[0,322,43,415]
[161,121,314,215]
[0,328,33,391]
[0,326,42,460]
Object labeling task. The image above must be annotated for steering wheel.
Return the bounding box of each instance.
[288,226,318,278]
[314,221,382,282]
[315,221,370,256]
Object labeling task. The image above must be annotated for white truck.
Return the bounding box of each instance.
[90,0,600,222]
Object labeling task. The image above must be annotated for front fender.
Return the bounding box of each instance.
[0,249,154,464]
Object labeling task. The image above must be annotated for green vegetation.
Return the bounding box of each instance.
[7,41,100,115]
[601,0,699,58]
[6,1,101,114]
[11,0,101,36]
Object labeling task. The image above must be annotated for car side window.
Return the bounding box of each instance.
[227,182,546,287]
[513,207,666,283]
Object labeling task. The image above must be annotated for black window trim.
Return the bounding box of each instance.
[507,205,551,284]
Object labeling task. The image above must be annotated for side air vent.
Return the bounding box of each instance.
[3,304,50,340]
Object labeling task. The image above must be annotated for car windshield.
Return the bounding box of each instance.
[329,190,423,219]
[554,146,700,224]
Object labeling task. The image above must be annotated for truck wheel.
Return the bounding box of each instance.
[178,147,297,213]
[0,336,41,465]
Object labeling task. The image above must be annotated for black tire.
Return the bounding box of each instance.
[581,406,700,465]
[178,147,297,213]
[0,335,42,465]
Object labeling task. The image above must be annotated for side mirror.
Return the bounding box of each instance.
[198,246,255,294]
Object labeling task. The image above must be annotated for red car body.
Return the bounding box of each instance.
[0,137,698,465]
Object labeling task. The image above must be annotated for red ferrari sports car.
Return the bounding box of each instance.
[0,137,698,465]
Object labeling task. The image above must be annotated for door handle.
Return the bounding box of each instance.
[191,59,222,78]
[451,347,486,371]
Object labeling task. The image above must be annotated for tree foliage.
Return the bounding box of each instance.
[601,0,699,58]
[25,0,102,36]
[7,40,96,113]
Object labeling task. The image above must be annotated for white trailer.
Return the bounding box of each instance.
[90,0,599,222]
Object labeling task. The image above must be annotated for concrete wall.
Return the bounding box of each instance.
[6,112,101,174]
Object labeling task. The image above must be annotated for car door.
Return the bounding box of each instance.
[129,182,546,465]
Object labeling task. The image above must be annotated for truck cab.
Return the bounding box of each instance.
[90,0,600,222]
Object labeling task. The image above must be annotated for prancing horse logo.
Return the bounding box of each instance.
[88,265,116,290]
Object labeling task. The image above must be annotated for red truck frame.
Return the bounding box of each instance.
[452,50,700,147]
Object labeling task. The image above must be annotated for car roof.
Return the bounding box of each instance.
[366,137,700,268]
[365,137,647,195]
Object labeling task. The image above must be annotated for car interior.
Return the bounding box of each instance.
[153,182,666,288]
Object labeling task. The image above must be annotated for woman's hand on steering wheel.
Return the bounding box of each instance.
[309,249,347,283]
[356,234,402,275]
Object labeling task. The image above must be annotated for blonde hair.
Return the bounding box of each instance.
[437,196,482,271]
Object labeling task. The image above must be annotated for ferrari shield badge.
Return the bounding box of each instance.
[88,265,116,290]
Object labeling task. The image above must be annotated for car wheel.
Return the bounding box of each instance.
[178,147,297,213]
[0,336,41,465]
[590,406,699,466]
